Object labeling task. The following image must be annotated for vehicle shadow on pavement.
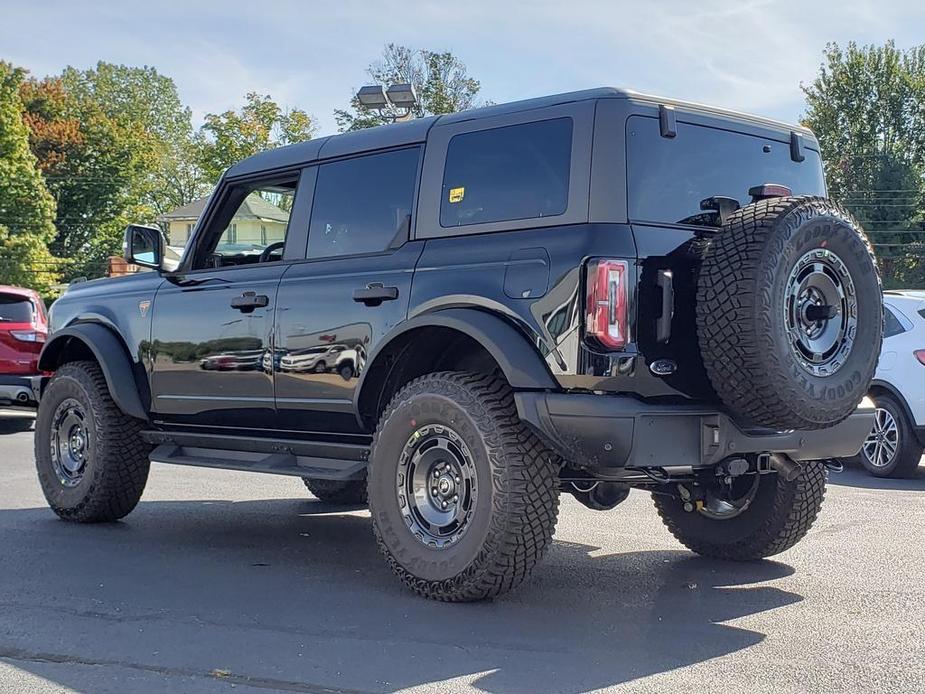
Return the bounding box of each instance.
[0,414,34,435]
[1,498,802,693]
[827,462,925,491]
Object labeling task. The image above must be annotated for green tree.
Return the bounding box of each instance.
[20,63,204,279]
[802,41,925,270]
[21,74,134,276]
[196,92,316,183]
[335,44,483,131]
[0,62,60,294]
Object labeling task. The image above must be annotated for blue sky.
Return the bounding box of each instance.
[3,0,924,135]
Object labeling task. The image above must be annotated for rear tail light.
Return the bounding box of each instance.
[9,330,46,343]
[585,259,629,350]
[915,350,925,366]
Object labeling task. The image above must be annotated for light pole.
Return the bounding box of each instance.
[356,83,418,123]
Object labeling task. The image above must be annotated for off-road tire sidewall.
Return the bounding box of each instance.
[698,198,882,430]
[34,361,150,522]
[368,372,560,601]
[302,477,368,505]
[369,389,496,584]
[653,461,827,560]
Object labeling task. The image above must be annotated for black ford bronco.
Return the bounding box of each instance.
[35,88,882,601]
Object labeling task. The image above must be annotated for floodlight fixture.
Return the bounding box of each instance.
[355,83,419,123]
[386,83,417,109]
[356,85,389,109]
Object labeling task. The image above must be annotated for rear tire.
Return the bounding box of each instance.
[368,372,560,601]
[653,461,827,560]
[697,197,882,430]
[855,393,923,478]
[302,477,368,505]
[35,361,151,523]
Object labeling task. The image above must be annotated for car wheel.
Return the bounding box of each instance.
[34,361,151,522]
[313,361,327,373]
[302,477,367,505]
[697,196,882,430]
[652,459,826,560]
[857,393,923,478]
[368,371,560,601]
[338,364,354,380]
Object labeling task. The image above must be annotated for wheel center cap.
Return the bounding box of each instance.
[437,475,455,498]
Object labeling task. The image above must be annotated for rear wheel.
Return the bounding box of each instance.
[35,361,150,522]
[697,197,882,430]
[368,372,560,601]
[653,460,826,560]
[302,477,368,505]
[856,393,922,478]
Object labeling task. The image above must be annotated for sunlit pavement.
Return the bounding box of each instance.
[0,412,923,693]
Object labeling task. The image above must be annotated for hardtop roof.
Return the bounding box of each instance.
[225,87,816,179]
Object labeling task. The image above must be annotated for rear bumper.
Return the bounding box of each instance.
[0,374,43,408]
[515,392,876,471]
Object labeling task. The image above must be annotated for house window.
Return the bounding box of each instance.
[228,223,237,244]
[186,223,194,242]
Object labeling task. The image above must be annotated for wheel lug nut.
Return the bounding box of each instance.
[455,476,461,483]
[453,495,458,502]
[442,501,448,509]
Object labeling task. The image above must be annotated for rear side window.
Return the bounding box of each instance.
[626,116,826,226]
[0,294,33,323]
[308,147,420,259]
[440,118,573,228]
[884,307,906,338]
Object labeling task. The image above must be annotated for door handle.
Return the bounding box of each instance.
[353,283,399,306]
[231,291,269,313]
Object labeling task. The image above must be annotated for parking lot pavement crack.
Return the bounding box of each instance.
[0,648,372,694]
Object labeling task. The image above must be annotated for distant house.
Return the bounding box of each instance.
[157,193,290,249]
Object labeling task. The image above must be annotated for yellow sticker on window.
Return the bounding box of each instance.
[448,186,465,203]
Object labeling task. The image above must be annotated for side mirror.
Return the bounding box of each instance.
[124,224,165,270]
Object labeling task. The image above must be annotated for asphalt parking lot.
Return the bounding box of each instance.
[1,411,923,694]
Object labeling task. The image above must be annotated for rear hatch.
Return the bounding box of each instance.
[0,292,44,375]
[624,114,827,401]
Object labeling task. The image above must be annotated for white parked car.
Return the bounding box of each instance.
[852,291,925,477]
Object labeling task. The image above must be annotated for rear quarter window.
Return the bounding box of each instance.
[440,117,573,227]
[884,306,907,338]
[626,116,826,226]
[0,294,34,323]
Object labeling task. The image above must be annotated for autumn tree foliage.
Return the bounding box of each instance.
[0,62,60,294]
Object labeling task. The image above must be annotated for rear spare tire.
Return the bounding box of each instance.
[697,196,882,430]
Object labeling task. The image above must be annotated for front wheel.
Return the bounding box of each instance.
[35,361,151,522]
[653,460,827,560]
[302,477,367,505]
[368,372,560,601]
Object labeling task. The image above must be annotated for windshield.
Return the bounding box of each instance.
[626,116,826,227]
[0,294,34,323]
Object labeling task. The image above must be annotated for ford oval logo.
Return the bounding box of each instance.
[650,359,677,376]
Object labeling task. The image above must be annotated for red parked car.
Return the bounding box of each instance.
[0,286,47,408]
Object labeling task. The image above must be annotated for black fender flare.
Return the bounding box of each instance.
[39,323,148,420]
[354,308,558,419]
